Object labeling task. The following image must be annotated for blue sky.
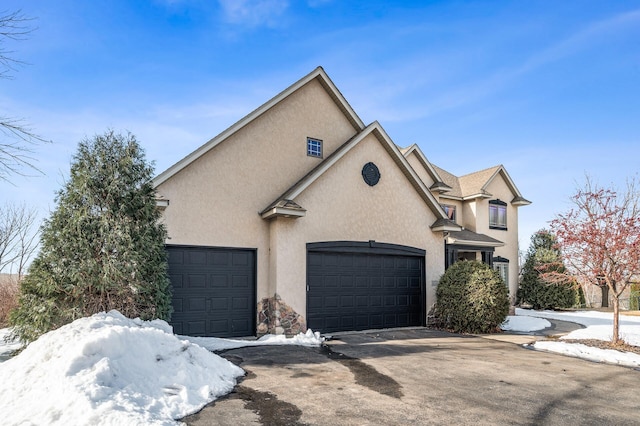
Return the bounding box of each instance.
[2,0,639,251]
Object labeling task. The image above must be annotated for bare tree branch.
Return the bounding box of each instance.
[0,9,49,182]
[0,203,39,276]
[0,9,35,79]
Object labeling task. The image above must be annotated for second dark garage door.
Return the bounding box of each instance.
[166,245,256,338]
[306,241,425,333]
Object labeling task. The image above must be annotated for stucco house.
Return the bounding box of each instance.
[153,67,530,337]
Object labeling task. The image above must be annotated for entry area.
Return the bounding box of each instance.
[306,241,425,333]
[166,245,256,338]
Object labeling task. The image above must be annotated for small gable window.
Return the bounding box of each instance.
[489,199,507,230]
[307,138,323,158]
[441,204,456,222]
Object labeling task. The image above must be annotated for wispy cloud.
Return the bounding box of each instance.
[218,0,289,27]
[365,8,640,123]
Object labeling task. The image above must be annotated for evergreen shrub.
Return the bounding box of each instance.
[517,230,582,310]
[10,131,172,342]
[433,260,509,334]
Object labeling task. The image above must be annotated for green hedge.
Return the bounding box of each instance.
[433,261,509,334]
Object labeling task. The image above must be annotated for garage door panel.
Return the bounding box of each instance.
[341,317,354,328]
[232,275,249,288]
[188,297,207,312]
[211,252,228,265]
[356,295,368,307]
[369,314,383,328]
[168,250,185,264]
[186,320,206,335]
[232,252,250,266]
[369,277,382,288]
[167,245,256,338]
[172,298,184,313]
[340,276,354,288]
[210,297,228,310]
[341,295,354,307]
[308,296,323,309]
[231,319,251,335]
[324,296,339,308]
[170,274,183,289]
[209,319,229,334]
[188,251,207,265]
[232,297,249,309]
[307,249,425,333]
[211,275,228,288]
[188,274,207,288]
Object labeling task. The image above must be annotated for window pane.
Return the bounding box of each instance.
[494,263,509,286]
[307,138,322,157]
[489,204,507,228]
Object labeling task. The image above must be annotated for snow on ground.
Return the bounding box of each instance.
[515,308,640,368]
[183,329,323,352]
[501,316,551,332]
[0,311,321,425]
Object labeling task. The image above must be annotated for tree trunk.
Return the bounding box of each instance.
[601,285,609,308]
[612,294,620,345]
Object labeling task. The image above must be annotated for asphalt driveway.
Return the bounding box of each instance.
[183,328,639,425]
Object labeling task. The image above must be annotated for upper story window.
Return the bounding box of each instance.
[489,199,507,230]
[441,204,456,222]
[307,138,323,158]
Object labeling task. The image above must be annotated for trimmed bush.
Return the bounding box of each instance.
[433,260,509,334]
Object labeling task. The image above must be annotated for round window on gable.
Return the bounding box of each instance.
[362,162,380,186]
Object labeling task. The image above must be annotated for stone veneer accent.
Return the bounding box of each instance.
[257,293,306,336]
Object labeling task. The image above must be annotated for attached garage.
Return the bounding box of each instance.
[167,245,256,338]
[306,241,426,333]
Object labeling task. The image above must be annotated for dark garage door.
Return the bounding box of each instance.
[307,242,425,333]
[167,245,256,338]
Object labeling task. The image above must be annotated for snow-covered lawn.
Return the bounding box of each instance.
[507,308,640,368]
[0,311,322,425]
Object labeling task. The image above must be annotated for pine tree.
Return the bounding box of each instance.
[517,229,582,310]
[10,131,172,342]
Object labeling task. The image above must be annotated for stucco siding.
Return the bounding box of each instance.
[156,78,360,302]
[483,176,521,299]
[406,153,436,189]
[270,132,445,319]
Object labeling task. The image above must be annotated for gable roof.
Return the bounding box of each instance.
[153,66,365,187]
[260,121,461,232]
[434,163,531,205]
[401,144,452,193]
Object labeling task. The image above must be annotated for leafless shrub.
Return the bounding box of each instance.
[0,274,19,327]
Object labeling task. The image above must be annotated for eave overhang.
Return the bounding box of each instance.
[155,198,170,211]
[430,218,463,232]
[511,196,532,206]
[445,230,505,248]
[260,200,306,219]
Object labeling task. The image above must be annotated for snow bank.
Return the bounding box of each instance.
[533,341,640,368]
[501,316,551,332]
[0,311,244,425]
[183,328,324,352]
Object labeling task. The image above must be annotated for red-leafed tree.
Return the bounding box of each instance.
[551,176,640,345]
